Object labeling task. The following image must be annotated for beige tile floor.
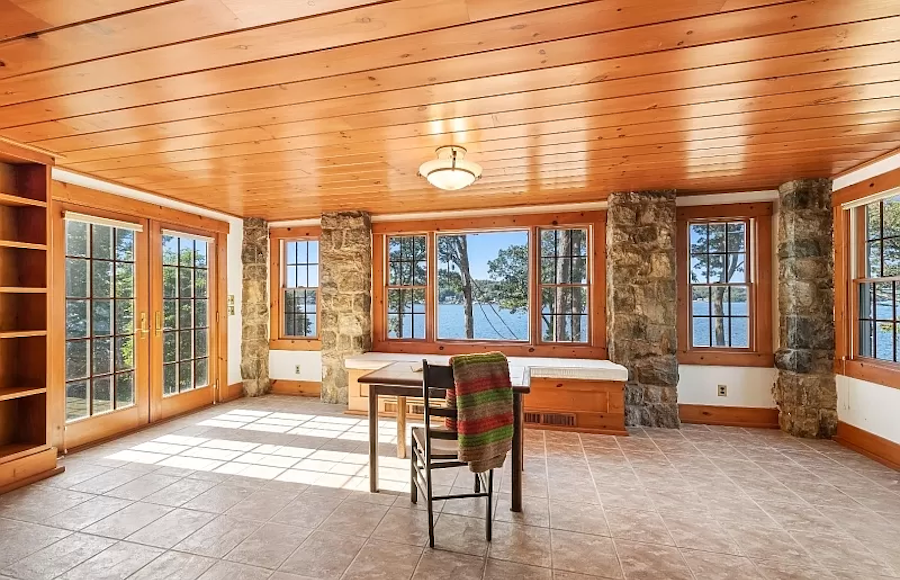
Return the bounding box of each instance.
[0,395,898,580]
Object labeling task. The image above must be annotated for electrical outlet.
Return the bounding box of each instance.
[295,365,302,375]
[717,384,727,397]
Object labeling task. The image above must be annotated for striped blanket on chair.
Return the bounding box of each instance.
[447,352,514,473]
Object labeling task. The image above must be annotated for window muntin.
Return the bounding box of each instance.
[65,221,136,422]
[283,240,319,338]
[539,228,589,343]
[857,196,900,362]
[162,234,210,396]
[387,235,427,340]
[436,231,529,341]
[688,220,751,349]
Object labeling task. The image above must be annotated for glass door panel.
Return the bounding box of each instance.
[153,227,216,420]
[58,207,150,451]
[162,233,210,395]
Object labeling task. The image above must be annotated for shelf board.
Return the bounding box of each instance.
[0,386,46,402]
[0,287,47,294]
[0,330,47,339]
[0,193,47,208]
[0,240,47,251]
[0,443,50,464]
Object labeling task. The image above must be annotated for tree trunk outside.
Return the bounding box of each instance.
[457,237,475,339]
[712,253,743,347]
[712,286,727,346]
[554,230,573,341]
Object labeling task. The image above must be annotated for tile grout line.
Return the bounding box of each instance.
[638,428,699,580]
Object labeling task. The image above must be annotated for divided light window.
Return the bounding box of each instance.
[64,220,137,422]
[857,196,900,362]
[377,218,605,355]
[539,228,589,343]
[387,235,427,339]
[283,240,319,338]
[688,220,750,349]
[161,233,210,396]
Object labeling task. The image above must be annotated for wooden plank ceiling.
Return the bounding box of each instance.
[1,0,899,219]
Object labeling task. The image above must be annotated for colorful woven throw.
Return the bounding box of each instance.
[448,352,514,473]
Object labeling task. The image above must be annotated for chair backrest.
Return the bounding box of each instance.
[421,360,457,441]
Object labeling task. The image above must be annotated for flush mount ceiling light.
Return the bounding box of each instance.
[418,145,483,191]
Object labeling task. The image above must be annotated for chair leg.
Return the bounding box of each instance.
[485,470,494,542]
[474,472,481,493]
[410,437,418,504]
[426,461,435,548]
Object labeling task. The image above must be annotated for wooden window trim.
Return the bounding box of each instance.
[835,193,900,391]
[676,203,774,367]
[832,165,900,208]
[372,212,607,359]
[52,181,229,234]
[269,226,321,351]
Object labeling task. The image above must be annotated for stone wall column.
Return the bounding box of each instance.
[774,179,837,438]
[606,190,680,427]
[320,211,372,404]
[241,217,270,397]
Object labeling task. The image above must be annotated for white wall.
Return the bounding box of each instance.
[52,169,245,386]
[837,375,900,444]
[270,350,323,382]
[677,365,776,407]
[225,223,243,385]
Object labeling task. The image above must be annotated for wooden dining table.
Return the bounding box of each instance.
[357,361,531,512]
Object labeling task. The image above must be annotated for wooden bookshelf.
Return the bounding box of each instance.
[0,143,62,495]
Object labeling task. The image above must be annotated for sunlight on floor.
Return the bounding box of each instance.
[103,409,412,492]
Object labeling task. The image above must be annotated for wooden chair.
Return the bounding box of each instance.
[410,360,495,548]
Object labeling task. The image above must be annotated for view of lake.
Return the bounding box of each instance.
[437,303,528,341]
[860,301,899,362]
[391,301,766,345]
[691,300,749,348]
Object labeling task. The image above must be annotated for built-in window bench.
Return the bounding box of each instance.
[345,352,629,437]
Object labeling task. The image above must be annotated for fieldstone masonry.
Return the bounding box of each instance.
[606,190,680,427]
[320,211,373,404]
[774,178,837,438]
[241,217,270,397]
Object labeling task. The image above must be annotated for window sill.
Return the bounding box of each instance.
[270,338,322,351]
[841,359,900,390]
[678,351,774,367]
[373,339,607,359]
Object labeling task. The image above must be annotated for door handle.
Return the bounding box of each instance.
[139,312,149,338]
[155,311,162,337]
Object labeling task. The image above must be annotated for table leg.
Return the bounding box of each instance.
[511,393,524,512]
[396,396,407,459]
[369,385,379,493]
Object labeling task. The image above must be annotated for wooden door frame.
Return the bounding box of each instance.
[50,201,151,452]
[49,182,231,451]
[150,221,225,422]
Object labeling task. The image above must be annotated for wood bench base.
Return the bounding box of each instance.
[525,378,627,436]
[350,369,627,437]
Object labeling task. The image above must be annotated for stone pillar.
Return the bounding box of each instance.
[320,211,372,404]
[241,217,270,397]
[774,178,837,438]
[606,190,680,427]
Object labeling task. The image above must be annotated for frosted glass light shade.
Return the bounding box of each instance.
[418,146,482,191]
